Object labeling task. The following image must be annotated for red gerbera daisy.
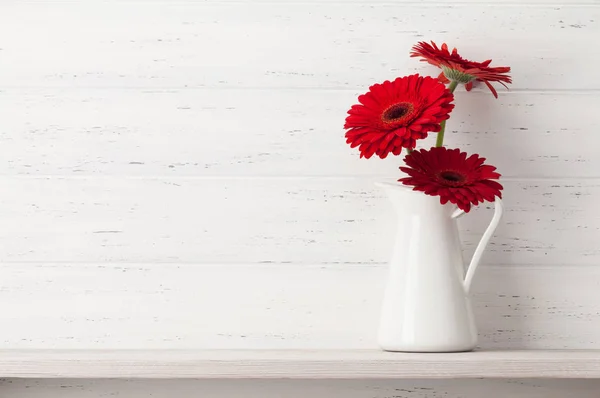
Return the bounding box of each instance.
[399,147,503,212]
[344,74,454,159]
[410,41,511,98]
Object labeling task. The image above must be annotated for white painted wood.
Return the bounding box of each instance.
[2,379,600,398]
[1,264,599,349]
[1,349,600,379]
[0,177,597,265]
[0,1,598,396]
[0,3,597,90]
[0,90,596,178]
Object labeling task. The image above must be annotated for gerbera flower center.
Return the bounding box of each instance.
[399,147,503,213]
[382,102,414,123]
[440,170,466,183]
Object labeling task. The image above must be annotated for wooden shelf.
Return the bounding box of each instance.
[1,349,599,379]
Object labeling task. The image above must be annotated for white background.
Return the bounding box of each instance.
[1,0,599,396]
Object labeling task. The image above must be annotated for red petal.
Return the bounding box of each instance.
[483,80,499,98]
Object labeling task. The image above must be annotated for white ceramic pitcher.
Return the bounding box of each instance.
[376,182,504,352]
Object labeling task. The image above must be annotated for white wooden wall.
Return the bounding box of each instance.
[1,0,599,396]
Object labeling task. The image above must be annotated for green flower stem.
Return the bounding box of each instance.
[435,80,459,148]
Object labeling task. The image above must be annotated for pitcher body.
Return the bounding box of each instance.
[376,182,503,352]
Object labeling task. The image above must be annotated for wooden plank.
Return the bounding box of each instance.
[1,264,599,349]
[1,349,600,379]
[0,4,597,89]
[0,89,596,178]
[0,177,597,265]
[3,379,600,398]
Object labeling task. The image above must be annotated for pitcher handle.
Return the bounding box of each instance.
[452,198,504,293]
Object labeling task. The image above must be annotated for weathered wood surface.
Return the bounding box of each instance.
[0,3,597,90]
[0,90,597,178]
[0,0,599,395]
[1,379,600,398]
[0,178,596,265]
[1,350,600,379]
[1,264,599,349]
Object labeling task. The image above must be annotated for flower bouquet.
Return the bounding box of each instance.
[344,42,511,352]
